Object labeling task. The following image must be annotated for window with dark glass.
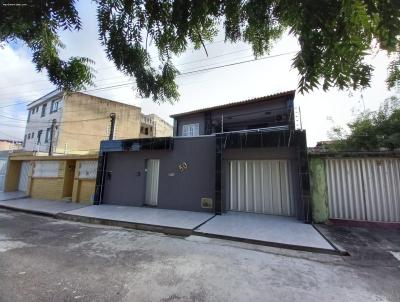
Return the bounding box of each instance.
[41,103,47,117]
[37,130,42,144]
[45,128,51,143]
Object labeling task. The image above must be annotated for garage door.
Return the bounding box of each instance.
[18,161,31,192]
[326,158,400,222]
[228,160,296,216]
[0,159,7,192]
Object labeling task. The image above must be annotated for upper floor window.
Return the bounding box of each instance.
[37,130,43,144]
[182,123,199,137]
[50,99,60,113]
[45,128,51,143]
[31,132,34,139]
[28,133,31,139]
[41,103,47,117]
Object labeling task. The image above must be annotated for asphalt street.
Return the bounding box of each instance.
[0,208,399,302]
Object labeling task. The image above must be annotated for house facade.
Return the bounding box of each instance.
[94,91,310,221]
[23,90,171,154]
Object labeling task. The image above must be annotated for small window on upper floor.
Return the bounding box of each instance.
[28,133,31,139]
[50,99,60,113]
[37,130,43,144]
[45,128,51,143]
[41,103,47,117]
[182,123,199,137]
[31,132,34,139]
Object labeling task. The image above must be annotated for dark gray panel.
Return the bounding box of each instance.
[102,137,216,212]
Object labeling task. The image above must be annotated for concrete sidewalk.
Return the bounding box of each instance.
[195,212,336,253]
[60,205,215,235]
[0,198,88,216]
[0,191,28,201]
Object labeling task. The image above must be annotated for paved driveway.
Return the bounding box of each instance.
[0,208,399,302]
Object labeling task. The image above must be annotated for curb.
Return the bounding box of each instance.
[312,224,349,256]
[1,205,343,256]
[57,212,193,237]
[0,204,57,218]
[193,230,343,256]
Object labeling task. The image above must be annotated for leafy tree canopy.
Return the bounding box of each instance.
[1,0,399,102]
[327,96,400,151]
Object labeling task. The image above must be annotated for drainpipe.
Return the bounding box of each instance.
[48,119,57,156]
[109,113,116,140]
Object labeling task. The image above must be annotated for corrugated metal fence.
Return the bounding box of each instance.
[326,158,400,222]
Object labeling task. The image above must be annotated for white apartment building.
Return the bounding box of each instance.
[23,90,64,153]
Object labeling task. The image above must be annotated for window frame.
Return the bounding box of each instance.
[50,99,60,113]
[182,123,200,137]
[41,103,47,117]
[37,130,43,144]
[45,128,51,143]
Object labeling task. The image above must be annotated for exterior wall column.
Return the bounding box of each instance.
[309,157,329,223]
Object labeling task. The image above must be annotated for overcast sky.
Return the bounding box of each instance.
[0,1,398,146]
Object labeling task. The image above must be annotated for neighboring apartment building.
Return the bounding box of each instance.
[23,90,144,154]
[0,139,22,151]
[140,114,173,138]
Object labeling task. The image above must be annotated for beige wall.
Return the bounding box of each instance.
[29,161,66,200]
[4,160,22,192]
[0,141,22,151]
[151,114,173,137]
[140,114,173,138]
[55,93,141,153]
[72,160,96,203]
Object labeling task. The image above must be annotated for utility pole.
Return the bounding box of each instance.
[48,119,57,156]
[109,113,116,140]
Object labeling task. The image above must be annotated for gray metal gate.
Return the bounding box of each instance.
[228,160,295,216]
[326,158,400,222]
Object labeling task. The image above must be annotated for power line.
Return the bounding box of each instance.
[0,50,296,110]
[0,40,237,94]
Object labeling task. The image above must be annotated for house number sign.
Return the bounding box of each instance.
[178,162,188,172]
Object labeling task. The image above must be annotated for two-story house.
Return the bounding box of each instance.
[93,91,310,222]
[23,90,172,154]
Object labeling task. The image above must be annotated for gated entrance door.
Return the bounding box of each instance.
[228,160,296,216]
[0,158,7,192]
[18,161,30,192]
[326,158,400,222]
[145,159,160,206]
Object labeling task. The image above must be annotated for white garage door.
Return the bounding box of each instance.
[18,161,31,192]
[228,160,296,216]
[0,159,7,192]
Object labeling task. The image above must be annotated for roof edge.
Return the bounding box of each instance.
[170,90,295,118]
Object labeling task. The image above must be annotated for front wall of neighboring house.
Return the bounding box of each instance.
[29,160,66,200]
[101,136,216,212]
[72,159,98,203]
